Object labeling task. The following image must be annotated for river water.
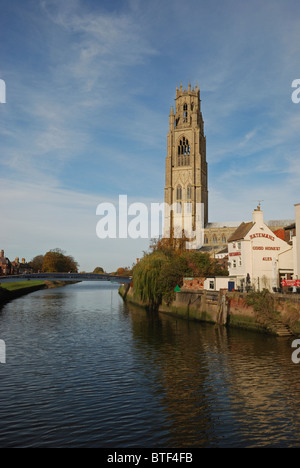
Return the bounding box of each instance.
[0,281,300,448]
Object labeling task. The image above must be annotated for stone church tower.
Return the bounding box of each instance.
[164,83,208,245]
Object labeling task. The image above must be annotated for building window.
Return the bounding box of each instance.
[183,103,188,122]
[239,257,242,267]
[213,235,218,244]
[186,202,192,213]
[233,259,237,268]
[187,184,192,200]
[176,185,182,201]
[176,185,182,213]
[204,236,208,244]
[177,137,190,166]
[222,235,227,244]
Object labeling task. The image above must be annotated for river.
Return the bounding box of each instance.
[0,281,299,448]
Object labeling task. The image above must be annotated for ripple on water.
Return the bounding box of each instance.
[0,283,300,447]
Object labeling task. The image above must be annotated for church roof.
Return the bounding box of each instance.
[227,222,254,242]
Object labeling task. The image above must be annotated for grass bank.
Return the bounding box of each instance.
[1,281,45,291]
[0,280,75,307]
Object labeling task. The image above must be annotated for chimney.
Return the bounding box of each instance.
[252,205,264,227]
[0,250,4,258]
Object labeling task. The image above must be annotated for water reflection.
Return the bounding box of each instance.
[0,283,299,447]
[125,302,300,447]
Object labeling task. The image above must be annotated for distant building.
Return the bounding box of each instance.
[228,207,293,291]
[284,223,296,245]
[11,257,32,275]
[182,276,229,291]
[0,250,11,276]
[0,251,32,276]
[202,219,295,257]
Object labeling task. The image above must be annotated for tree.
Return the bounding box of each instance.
[30,255,44,272]
[93,267,104,274]
[116,267,132,277]
[42,249,78,273]
[132,251,167,310]
[132,247,228,308]
[149,229,191,256]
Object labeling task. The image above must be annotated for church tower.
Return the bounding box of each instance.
[164,83,208,244]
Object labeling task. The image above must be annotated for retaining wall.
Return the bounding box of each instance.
[120,286,300,336]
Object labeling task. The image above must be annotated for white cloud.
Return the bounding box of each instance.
[0,178,158,271]
[1,0,300,271]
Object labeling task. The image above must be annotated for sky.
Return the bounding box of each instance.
[0,0,300,273]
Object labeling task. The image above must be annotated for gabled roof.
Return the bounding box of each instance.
[228,222,254,242]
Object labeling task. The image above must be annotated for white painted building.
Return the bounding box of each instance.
[295,203,300,279]
[228,207,293,291]
[204,276,231,291]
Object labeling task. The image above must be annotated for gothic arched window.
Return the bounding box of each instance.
[183,103,188,123]
[176,185,182,213]
[176,185,182,201]
[177,137,190,166]
[186,184,192,213]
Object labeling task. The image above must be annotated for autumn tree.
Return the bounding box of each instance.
[42,249,78,273]
[116,267,132,277]
[93,267,104,274]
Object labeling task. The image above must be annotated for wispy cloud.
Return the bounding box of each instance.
[1,0,300,270]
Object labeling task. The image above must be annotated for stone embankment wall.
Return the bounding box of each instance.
[159,290,226,325]
[119,285,300,336]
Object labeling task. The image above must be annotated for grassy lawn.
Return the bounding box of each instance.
[0,281,45,291]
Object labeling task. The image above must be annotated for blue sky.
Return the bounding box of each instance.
[0,0,300,272]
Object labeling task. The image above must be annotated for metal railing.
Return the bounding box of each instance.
[0,273,132,284]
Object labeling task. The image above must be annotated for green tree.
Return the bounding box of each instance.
[157,255,188,304]
[132,248,228,308]
[133,251,167,310]
[30,255,44,272]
